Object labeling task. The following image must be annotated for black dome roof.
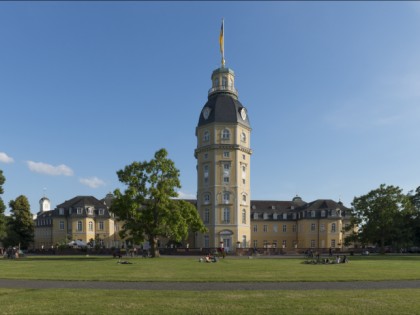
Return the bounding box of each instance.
[197,93,250,128]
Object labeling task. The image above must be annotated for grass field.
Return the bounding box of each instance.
[1,255,420,314]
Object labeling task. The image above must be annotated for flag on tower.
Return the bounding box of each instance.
[219,19,224,56]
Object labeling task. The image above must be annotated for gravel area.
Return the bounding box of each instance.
[1,279,420,291]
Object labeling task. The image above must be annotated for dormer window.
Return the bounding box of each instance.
[59,208,64,215]
[87,207,94,215]
[99,209,105,216]
[263,212,268,220]
[77,208,83,215]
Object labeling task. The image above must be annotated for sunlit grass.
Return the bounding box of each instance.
[1,288,420,315]
[0,255,419,282]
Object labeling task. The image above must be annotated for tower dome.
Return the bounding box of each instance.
[39,196,51,212]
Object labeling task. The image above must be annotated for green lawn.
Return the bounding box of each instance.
[0,255,419,282]
[1,255,420,314]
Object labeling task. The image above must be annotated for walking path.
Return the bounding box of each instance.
[1,279,420,291]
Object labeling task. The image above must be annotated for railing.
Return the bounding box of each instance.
[208,85,238,96]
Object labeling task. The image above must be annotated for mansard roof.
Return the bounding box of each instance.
[57,196,106,209]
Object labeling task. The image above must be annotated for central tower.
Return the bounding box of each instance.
[195,27,252,250]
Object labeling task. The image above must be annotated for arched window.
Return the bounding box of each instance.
[242,209,246,224]
[203,131,210,142]
[222,129,230,140]
[223,192,230,203]
[222,76,227,87]
[204,193,210,204]
[88,221,93,231]
[242,195,247,202]
[241,132,246,142]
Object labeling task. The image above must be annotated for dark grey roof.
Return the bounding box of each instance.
[296,199,350,212]
[197,93,250,128]
[57,196,105,209]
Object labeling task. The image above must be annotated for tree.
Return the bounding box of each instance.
[350,184,413,253]
[6,195,34,249]
[408,186,420,246]
[110,148,206,257]
[0,170,7,240]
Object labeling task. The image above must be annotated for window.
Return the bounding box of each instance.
[223,176,229,184]
[203,165,209,184]
[87,207,93,215]
[223,208,230,223]
[99,209,105,215]
[253,224,258,232]
[263,240,268,248]
[253,240,258,248]
[320,224,325,232]
[331,239,336,248]
[311,211,315,218]
[241,132,246,142]
[99,221,104,230]
[203,131,210,142]
[59,208,64,215]
[273,224,278,233]
[311,240,315,248]
[242,154,246,160]
[242,195,247,202]
[242,179,246,185]
[321,210,326,217]
[222,76,227,87]
[283,213,287,220]
[282,224,287,232]
[214,78,219,87]
[311,223,316,231]
[223,163,230,172]
[88,221,93,231]
[331,223,336,233]
[77,208,83,215]
[77,221,83,231]
[242,209,246,224]
[222,129,230,140]
[204,193,210,204]
[204,153,208,159]
[204,209,210,224]
[59,221,64,230]
[223,192,230,203]
[263,225,268,232]
[292,224,297,232]
[223,151,230,158]
[204,235,210,248]
[273,240,278,248]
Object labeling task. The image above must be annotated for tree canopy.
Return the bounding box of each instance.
[350,184,414,253]
[110,148,206,257]
[6,195,34,249]
[0,170,6,240]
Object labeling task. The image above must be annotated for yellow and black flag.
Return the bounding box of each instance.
[219,19,224,55]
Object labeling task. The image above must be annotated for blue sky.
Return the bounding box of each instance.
[1,2,420,213]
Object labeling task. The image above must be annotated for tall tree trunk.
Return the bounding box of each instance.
[149,236,160,258]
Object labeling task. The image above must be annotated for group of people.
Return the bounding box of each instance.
[199,254,219,263]
[305,254,349,265]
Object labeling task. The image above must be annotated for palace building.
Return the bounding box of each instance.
[33,23,355,252]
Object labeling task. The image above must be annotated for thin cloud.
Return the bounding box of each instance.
[0,152,14,164]
[176,190,196,199]
[27,161,74,176]
[80,177,106,188]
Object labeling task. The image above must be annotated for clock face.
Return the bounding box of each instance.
[240,108,247,120]
[202,107,211,120]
